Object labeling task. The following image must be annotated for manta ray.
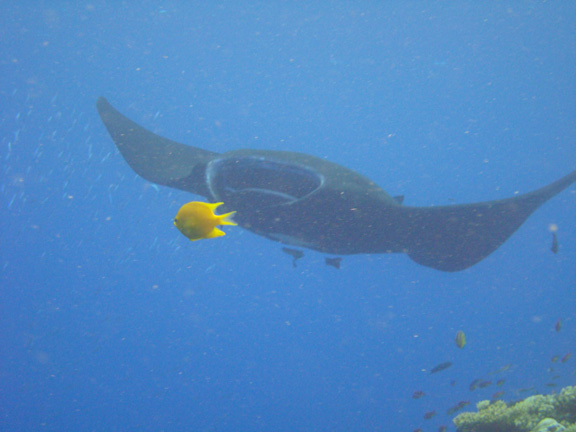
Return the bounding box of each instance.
[96,97,576,271]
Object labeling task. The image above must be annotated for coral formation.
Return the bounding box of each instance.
[453,386,576,432]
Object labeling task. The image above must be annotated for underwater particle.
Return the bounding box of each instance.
[325,257,342,269]
[451,380,457,387]
[282,247,304,268]
[455,330,466,348]
[424,411,437,420]
[430,361,453,374]
[174,201,236,241]
[561,352,572,363]
[555,319,562,332]
[412,390,426,399]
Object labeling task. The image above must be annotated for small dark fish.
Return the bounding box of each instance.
[469,379,482,391]
[325,257,342,269]
[491,391,505,400]
[438,426,448,432]
[412,390,426,399]
[282,247,304,267]
[413,429,423,432]
[496,379,506,386]
[490,364,512,375]
[424,411,437,420]
[455,330,466,348]
[446,400,470,415]
[551,231,559,253]
[450,380,457,387]
[518,386,536,394]
[546,382,557,388]
[478,380,492,389]
[555,319,562,332]
[551,355,560,363]
[430,361,453,374]
[561,352,572,363]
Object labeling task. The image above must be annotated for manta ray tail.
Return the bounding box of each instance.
[404,169,576,271]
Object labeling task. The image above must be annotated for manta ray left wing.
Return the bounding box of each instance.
[97,97,219,197]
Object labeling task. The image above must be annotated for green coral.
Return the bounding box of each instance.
[453,386,576,432]
[531,418,566,432]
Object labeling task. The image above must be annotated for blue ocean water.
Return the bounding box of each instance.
[1,2,575,431]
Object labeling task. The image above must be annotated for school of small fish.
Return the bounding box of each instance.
[409,325,573,432]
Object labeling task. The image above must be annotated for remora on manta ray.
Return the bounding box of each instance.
[96,97,576,272]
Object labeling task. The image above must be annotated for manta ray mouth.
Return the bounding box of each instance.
[206,155,324,208]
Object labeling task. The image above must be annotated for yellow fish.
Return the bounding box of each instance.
[174,201,236,241]
[455,330,466,348]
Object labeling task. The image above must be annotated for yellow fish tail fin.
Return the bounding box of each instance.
[218,211,237,226]
[206,202,224,211]
[205,227,226,239]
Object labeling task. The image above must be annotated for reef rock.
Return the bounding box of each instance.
[453,386,576,432]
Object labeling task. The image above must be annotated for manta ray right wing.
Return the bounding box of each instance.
[402,169,576,271]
